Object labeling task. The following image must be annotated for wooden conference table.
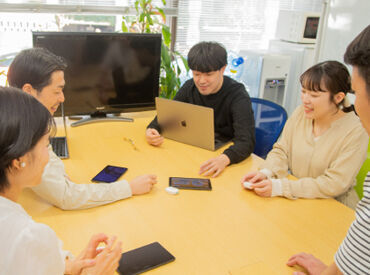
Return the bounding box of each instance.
[19,111,355,274]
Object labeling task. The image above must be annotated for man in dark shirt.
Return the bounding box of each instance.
[146,41,255,177]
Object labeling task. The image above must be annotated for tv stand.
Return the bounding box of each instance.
[70,111,133,127]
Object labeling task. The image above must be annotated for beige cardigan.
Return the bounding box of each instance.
[260,106,369,206]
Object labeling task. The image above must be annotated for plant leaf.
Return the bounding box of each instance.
[139,13,145,23]
[139,0,146,9]
[180,56,189,72]
[146,14,153,25]
[121,20,128,32]
[161,24,171,47]
[156,8,166,22]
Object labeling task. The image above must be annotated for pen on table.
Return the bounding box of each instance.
[123,137,139,151]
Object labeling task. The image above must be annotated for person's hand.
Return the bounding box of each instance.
[250,179,272,197]
[145,128,164,146]
[199,154,230,178]
[80,236,122,275]
[287,252,328,275]
[240,171,267,185]
[64,233,118,275]
[129,174,157,195]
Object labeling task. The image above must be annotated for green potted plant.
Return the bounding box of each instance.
[122,0,189,99]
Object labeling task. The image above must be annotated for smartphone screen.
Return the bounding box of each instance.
[117,242,175,275]
[169,177,212,190]
[91,165,127,183]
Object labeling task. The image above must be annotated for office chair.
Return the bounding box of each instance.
[250,98,288,159]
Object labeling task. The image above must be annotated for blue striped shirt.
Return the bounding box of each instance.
[335,172,370,274]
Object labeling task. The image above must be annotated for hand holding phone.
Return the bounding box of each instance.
[92,165,128,183]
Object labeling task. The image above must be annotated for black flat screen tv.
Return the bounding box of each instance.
[33,32,161,117]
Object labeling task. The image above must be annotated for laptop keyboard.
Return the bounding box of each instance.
[50,137,69,159]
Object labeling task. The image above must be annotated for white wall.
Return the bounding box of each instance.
[317,0,370,64]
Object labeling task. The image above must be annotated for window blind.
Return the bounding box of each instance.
[0,0,177,16]
[175,0,323,55]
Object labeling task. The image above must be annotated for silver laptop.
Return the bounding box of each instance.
[156,97,229,151]
[50,103,69,159]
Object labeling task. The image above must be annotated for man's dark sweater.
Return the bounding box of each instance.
[148,76,255,164]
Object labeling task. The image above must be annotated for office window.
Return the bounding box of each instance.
[175,0,322,54]
[0,0,176,52]
[0,0,176,86]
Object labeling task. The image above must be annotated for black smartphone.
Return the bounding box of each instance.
[117,242,175,275]
[91,165,127,183]
[169,177,212,190]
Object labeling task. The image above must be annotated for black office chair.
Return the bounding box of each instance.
[250,98,288,159]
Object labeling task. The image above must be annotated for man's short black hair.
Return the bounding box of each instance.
[187,41,227,73]
[344,24,370,95]
[7,47,67,92]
